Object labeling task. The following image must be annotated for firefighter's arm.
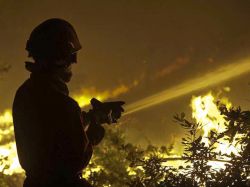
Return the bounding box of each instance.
[82,111,105,146]
[81,98,125,146]
[58,101,93,170]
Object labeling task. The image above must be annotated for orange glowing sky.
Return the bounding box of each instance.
[0,0,250,145]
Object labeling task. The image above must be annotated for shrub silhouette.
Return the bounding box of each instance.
[1,102,250,186]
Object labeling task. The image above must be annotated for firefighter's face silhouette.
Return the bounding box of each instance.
[54,52,77,83]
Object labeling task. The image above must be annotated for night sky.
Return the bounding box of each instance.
[1,0,250,147]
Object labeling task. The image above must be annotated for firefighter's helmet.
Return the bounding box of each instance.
[26,18,82,62]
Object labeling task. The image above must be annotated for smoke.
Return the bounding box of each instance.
[72,80,139,108]
[0,64,11,74]
[154,57,190,79]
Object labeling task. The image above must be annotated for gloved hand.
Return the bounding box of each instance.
[81,98,125,126]
[89,98,125,125]
[81,98,125,145]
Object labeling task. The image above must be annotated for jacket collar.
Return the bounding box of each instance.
[30,72,69,96]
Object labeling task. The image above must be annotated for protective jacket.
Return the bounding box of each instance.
[13,72,97,187]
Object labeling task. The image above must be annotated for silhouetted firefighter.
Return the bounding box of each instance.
[12,18,125,187]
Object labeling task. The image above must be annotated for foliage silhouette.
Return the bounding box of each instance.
[1,102,250,186]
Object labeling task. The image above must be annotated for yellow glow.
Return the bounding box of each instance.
[82,163,103,178]
[207,161,227,170]
[74,95,105,108]
[0,110,23,175]
[191,92,241,169]
[0,110,13,124]
[72,85,130,108]
[72,87,107,107]
[0,142,23,175]
[124,58,250,115]
[127,167,137,176]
